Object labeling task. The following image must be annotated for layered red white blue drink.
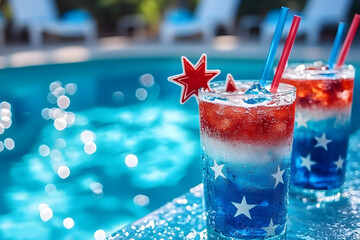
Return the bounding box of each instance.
[198,81,296,239]
[281,63,355,200]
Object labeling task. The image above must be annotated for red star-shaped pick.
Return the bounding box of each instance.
[225,74,238,92]
[168,54,220,104]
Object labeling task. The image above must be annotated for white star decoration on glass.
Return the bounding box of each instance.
[314,133,332,151]
[231,196,257,219]
[300,154,316,171]
[296,112,309,128]
[210,160,226,179]
[271,165,285,189]
[334,156,345,171]
[262,218,279,238]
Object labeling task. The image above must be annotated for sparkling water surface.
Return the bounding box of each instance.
[0,103,201,239]
[0,58,206,239]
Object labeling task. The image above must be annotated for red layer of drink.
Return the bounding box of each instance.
[199,100,296,146]
[281,78,353,110]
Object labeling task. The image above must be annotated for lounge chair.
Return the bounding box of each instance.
[259,0,353,44]
[0,12,5,47]
[9,0,97,47]
[159,0,241,44]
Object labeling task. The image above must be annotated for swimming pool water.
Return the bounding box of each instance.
[0,57,359,239]
[1,103,201,239]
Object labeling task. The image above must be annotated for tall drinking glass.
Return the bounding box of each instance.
[198,81,296,239]
[281,62,355,201]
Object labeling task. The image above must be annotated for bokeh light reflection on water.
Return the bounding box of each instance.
[0,101,14,153]
[57,165,71,179]
[0,74,201,239]
[140,74,155,88]
[39,144,50,157]
[94,229,107,240]
[125,154,138,168]
[63,217,75,229]
[45,81,77,131]
[4,138,15,150]
[135,88,147,101]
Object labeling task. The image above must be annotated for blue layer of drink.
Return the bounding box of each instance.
[202,153,291,239]
[291,118,349,190]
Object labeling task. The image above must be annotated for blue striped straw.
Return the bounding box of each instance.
[260,7,289,86]
[328,22,346,69]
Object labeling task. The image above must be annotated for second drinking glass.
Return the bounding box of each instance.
[281,62,355,201]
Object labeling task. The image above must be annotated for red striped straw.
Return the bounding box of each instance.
[270,15,302,93]
[336,14,360,68]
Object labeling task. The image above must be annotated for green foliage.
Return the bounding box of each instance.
[138,0,166,30]
[56,0,166,33]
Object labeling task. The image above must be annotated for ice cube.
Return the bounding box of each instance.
[244,83,271,104]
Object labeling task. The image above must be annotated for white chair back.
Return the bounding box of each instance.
[9,0,57,26]
[303,0,352,22]
[195,0,240,23]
